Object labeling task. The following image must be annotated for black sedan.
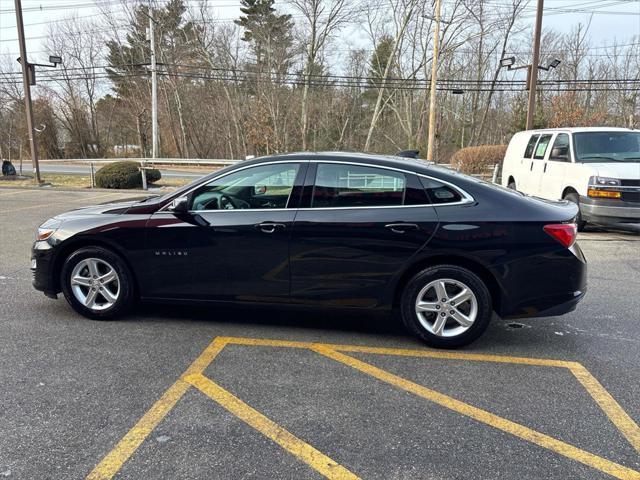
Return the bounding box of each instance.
[32,152,587,347]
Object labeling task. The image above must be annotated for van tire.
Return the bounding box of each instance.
[507,180,516,190]
[564,192,587,231]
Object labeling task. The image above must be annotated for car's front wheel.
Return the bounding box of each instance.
[400,265,492,348]
[563,192,587,231]
[61,246,135,320]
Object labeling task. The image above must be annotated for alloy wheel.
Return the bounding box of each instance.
[414,278,478,337]
[70,258,120,311]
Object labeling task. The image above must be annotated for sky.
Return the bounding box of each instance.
[0,0,639,68]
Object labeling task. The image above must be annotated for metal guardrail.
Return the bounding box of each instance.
[37,158,241,189]
[40,157,241,166]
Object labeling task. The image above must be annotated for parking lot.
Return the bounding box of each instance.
[1,187,639,479]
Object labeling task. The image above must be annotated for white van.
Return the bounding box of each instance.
[502,127,640,229]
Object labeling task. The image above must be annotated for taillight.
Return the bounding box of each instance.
[543,223,577,248]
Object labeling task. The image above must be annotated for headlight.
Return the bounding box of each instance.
[36,219,62,241]
[589,176,620,187]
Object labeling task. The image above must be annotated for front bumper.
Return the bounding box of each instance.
[31,241,58,298]
[580,196,640,224]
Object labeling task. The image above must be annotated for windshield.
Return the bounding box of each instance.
[573,131,640,163]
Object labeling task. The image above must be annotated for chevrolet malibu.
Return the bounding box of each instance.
[32,152,587,347]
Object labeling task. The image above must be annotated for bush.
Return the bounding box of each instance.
[449,145,507,175]
[95,161,161,189]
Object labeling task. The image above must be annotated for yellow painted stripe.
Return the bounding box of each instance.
[86,338,229,480]
[570,364,640,454]
[185,373,359,480]
[219,336,573,368]
[313,346,640,480]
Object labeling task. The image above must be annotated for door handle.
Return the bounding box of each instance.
[530,161,534,171]
[385,223,419,234]
[256,222,286,233]
[543,162,548,173]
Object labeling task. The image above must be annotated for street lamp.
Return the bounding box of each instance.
[499,56,561,130]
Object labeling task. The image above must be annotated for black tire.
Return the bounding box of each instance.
[400,265,492,348]
[507,180,516,190]
[564,192,587,231]
[60,246,135,320]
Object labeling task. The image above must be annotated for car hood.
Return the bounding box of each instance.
[587,162,640,179]
[55,196,154,219]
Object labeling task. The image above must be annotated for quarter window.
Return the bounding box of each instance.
[420,177,463,204]
[524,135,540,158]
[312,164,405,208]
[189,163,300,210]
[533,134,553,159]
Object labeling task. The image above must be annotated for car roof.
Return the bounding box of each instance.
[518,127,639,135]
[248,151,438,175]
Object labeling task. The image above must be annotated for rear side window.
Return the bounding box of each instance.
[524,135,540,158]
[312,163,405,208]
[533,134,553,159]
[420,177,463,205]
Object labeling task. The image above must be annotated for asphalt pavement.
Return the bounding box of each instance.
[0,187,639,480]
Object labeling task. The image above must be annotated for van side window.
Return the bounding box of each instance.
[533,134,553,159]
[549,134,570,162]
[524,135,540,158]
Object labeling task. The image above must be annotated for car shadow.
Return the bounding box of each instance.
[132,301,407,337]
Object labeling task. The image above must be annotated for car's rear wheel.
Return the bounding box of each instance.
[400,265,492,348]
[507,179,516,190]
[61,246,135,320]
[563,192,587,231]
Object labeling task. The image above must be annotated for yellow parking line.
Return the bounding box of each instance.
[570,364,640,454]
[219,336,573,368]
[185,373,359,480]
[312,346,640,480]
[86,338,228,480]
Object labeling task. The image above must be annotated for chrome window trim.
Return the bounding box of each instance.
[156,158,475,214]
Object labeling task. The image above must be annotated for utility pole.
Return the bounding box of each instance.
[426,0,442,162]
[14,0,41,184]
[149,13,158,160]
[526,0,544,130]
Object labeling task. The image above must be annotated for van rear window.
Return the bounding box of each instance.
[524,135,539,158]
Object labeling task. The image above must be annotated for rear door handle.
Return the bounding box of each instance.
[256,222,286,233]
[385,223,419,234]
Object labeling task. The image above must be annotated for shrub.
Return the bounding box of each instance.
[449,145,507,175]
[95,161,161,189]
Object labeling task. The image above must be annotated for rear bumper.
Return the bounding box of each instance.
[497,242,587,319]
[580,196,640,224]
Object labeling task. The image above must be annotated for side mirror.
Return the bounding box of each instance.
[168,196,189,213]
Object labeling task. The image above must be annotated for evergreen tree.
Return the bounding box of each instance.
[234,0,295,75]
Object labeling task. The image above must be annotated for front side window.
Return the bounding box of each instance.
[549,133,570,162]
[524,135,540,158]
[533,134,553,159]
[574,131,640,163]
[190,163,300,210]
[312,164,405,208]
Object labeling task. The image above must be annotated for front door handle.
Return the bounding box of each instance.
[385,223,419,234]
[256,222,286,233]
